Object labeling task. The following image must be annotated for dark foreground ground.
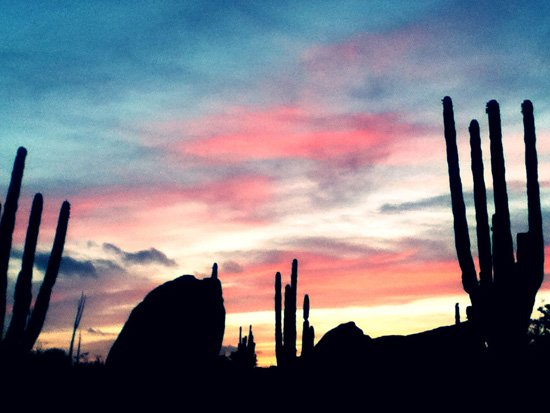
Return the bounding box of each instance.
[2,355,548,411]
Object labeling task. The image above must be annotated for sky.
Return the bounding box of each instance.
[1,1,550,367]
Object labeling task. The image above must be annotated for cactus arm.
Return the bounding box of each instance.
[248,325,254,352]
[303,293,310,321]
[0,147,27,337]
[275,271,282,365]
[291,259,298,298]
[4,194,43,345]
[283,284,292,360]
[24,200,70,352]
[522,100,544,280]
[443,97,478,296]
[468,118,493,340]
[522,101,542,238]
[486,100,515,281]
[301,294,309,356]
[514,101,545,329]
[276,260,300,366]
[289,259,297,357]
[287,259,298,359]
[469,120,493,291]
[301,294,314,357]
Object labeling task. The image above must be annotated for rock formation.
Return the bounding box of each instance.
[106,265,225,373]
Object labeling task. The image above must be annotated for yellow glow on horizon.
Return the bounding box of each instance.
[225,288,550,367]
[224,295,470,367]
[29,288,550,368]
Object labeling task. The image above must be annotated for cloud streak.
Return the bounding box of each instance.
[103,243,177,268]
[173,106,431,167]
[380,195,450,214]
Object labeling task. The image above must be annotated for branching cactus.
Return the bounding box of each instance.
[443,97,544,358]
[0,147,71,360]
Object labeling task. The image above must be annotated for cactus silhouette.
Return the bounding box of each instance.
[231,325,257,368]
[301,294,315,357]
[0,147,71,359]
[274,259,298,366]
[274,271,283,364]
[275,259,315,366]
[283,259,298,361]
[443,97,544,357]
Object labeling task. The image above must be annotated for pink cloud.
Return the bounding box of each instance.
[141,29,441,170]
[302,28,428,76]
[175,106,428,166]
[60,174,274,245]
[218,248,465,314]
[71,174,271,218]
[292,26,434,107]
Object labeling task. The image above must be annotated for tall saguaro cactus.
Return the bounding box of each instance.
[443,97,544,358]
[0,147,71,359]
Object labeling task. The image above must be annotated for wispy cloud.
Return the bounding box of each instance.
[11,249,103,278]
[103,243,177,268]
[87,328,110,336]
[173,106,430,166]
[379,195,450,214]
[222,260,244,274]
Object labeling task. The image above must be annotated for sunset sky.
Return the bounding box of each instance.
[1,1,550,367]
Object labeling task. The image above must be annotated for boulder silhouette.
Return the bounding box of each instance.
[310,322,372,368]
[106,266,225,373]
[310,320,484,374]
[367,321,483,365]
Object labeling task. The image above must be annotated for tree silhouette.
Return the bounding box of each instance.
[528,304,550,357]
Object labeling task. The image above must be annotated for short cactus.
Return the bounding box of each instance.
[301,294,315,357]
